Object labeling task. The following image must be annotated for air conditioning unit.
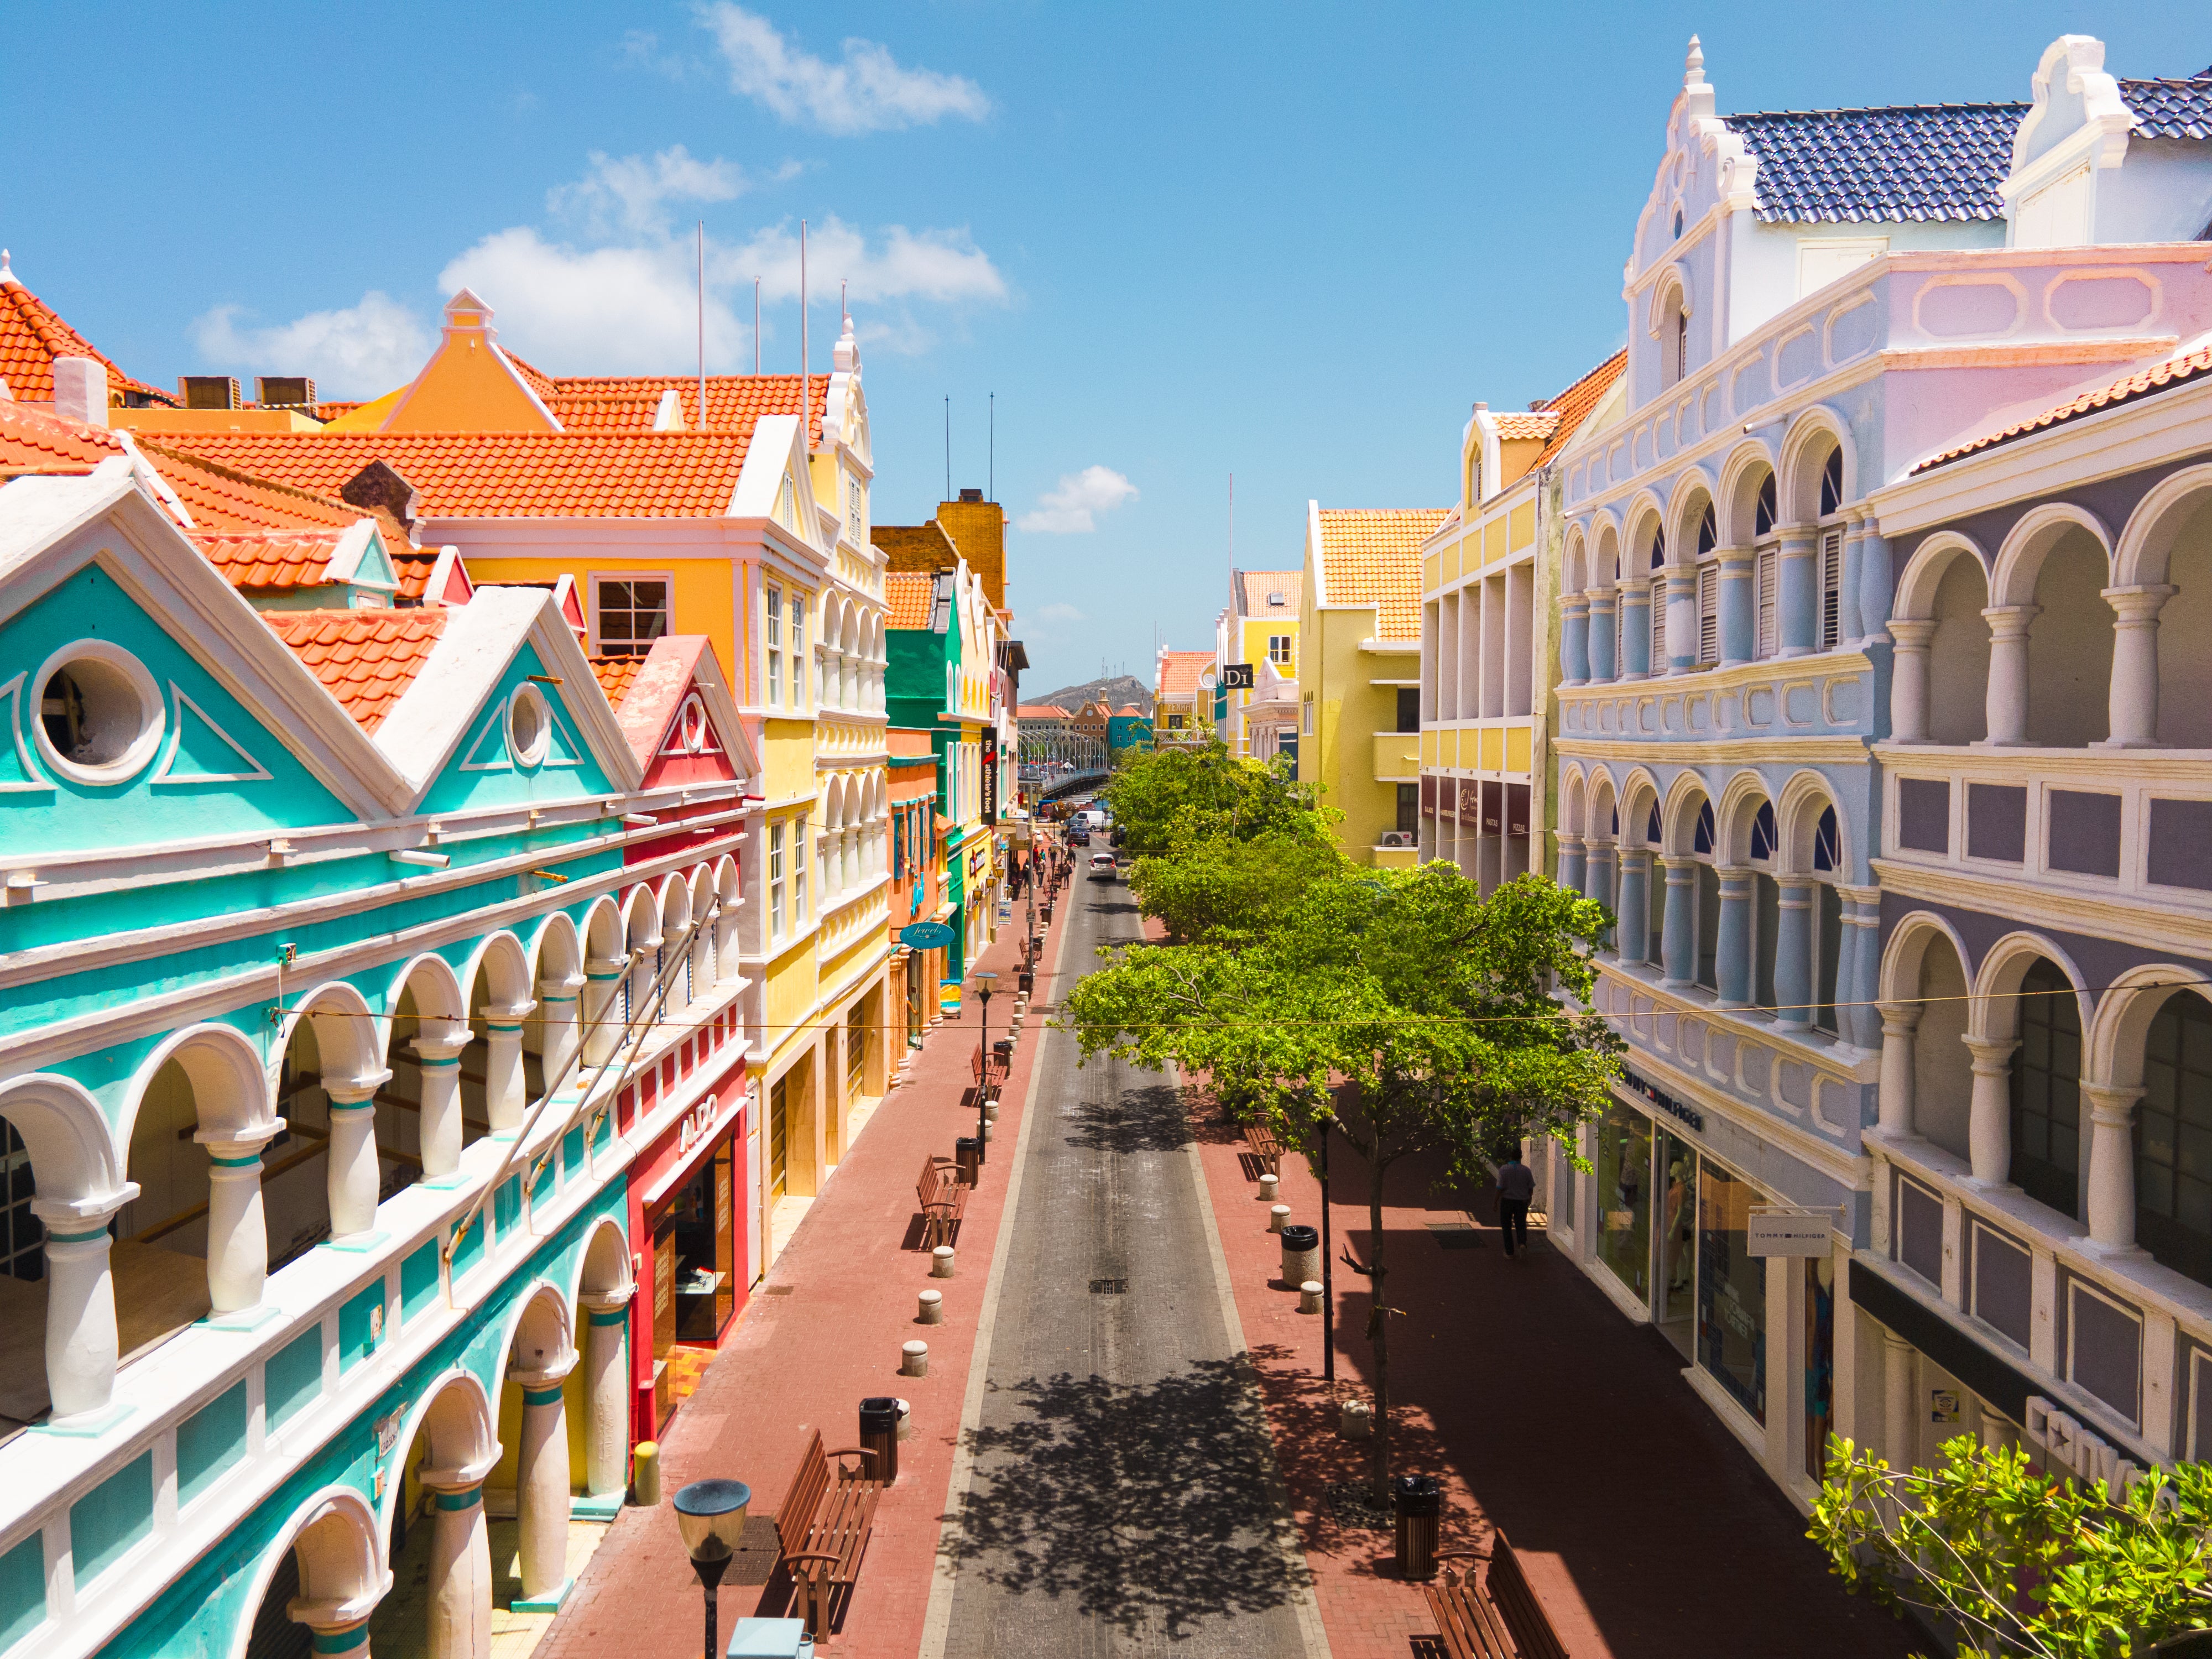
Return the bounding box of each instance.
[1379,831,1415,849]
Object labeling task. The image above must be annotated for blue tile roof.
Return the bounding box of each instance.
[1723,105,2026,224]
[1723,74,2210,225]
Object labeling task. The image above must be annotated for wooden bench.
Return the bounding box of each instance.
[971,1040,1009,1095]
[1423,1532,1567,1659]
[1243,1120,1285,1177]
[773,1428,884,1639]
[917,1152,969,1246]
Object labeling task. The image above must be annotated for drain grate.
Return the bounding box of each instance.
[1089,1277,1128,1295]
[1426,1222,1483,1251]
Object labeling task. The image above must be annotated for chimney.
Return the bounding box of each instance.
[51,357,107,427]
[340,460,422,538]
[938,491,1007,613]
[958,487,983,502]
[179,375,240,411]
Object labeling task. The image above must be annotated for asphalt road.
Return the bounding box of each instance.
[937,867,1321,1658]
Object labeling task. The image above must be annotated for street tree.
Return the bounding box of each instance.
[1063,863,1618,1501]
[1812,1433,2212,1657]
[1103,740,1332,857]
[1126,830,1344,947]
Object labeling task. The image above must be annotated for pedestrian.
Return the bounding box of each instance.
[1496,1148,1535,1259]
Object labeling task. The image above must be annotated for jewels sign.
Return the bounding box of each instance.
[900,922,957,951]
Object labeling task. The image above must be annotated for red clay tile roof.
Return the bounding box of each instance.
[1016,703,1071,718]
[589,655,645,706]
[143,430,760,519]
[135,440,364,532]
[1315,509,1448,640]
[313,402,363,423]
[885,571,936,629]
[390,549,441,603]
[1533,350,1627,469]
[190,530,348,591]
[1913,340,2212,473]
[1493,411,1562,441]
[0,399,127,476]
[1114,704,1146,717]
[546,374,828,442]
[1235,570,1301,616]
[264,608,446,731]
[0,269,172,408]
[1155,650,1214,702]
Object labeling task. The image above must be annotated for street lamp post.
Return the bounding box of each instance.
[974,969,998,1165]
[672,1478,751,1659]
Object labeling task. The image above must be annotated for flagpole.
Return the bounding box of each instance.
[800,220,809,456]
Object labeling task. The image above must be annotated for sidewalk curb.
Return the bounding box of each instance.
[916,891,1077,1659]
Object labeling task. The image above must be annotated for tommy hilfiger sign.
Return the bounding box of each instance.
[1620,1068,1705,1133]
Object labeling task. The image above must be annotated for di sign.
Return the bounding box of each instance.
[1746,1208,1833,1258]
[1221,662,1255,690]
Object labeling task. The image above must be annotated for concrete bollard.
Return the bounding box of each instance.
[983,1097,999,1121]
[896,1397,912,1441]
[901,1340,930,1378]
[631,1440,661,1506]
[917,1290,943,1325]
[1299,1280,1324,1314]
[1340,1397,1374,1440]
[1280,1224,1320,1288]
[1269,1204,1291,1234]
[983,1118,994,1142]
[1258,1173,1279,1204]
[932,1246,956,1279]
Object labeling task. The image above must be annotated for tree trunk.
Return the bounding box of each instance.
[1366,1160,1392,1506]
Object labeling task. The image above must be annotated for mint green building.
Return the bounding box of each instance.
[0,469,758,1659]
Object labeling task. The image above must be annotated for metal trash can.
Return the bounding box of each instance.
[859,1396,899,1484]
[954,1136,982,1186]
[1393,1474,1441,1580]
[993,1037,1014,1065]
[1280,1224,1320,1288]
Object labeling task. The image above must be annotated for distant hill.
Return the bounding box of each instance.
[1027,674,1152,714]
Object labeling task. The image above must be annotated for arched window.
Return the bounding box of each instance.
[1674,309,1689,384]
[1695,503,1719,666]
[1811,806,1843,1034]
[1672,207,1685,239]
[2137,992,2212,1288]
[1749,802,1781,1011]
[2009,960,2081,1218]
[1692,800,1720,993]
[1819,448,1844,517]
[1645,802,1667,956]
[1817,448,1845,651]
[1648,528,1667,669]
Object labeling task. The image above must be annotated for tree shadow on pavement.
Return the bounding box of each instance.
[1060,1081,1191,1156]
[951,1351,1308,1639]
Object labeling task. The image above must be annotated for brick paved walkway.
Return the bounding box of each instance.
[1191,1115,1922,1659]
[536,873,1068,1659]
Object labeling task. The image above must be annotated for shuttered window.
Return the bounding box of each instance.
[1650,576,1666,665]
[1819,529,1844,651]
[1697,562,1719,664]
[1755,545,1778,659]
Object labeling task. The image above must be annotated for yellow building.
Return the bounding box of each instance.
[1218,570,1301,760]
[1152,649,1215,745]
[1297,507,1447,864]
[1417,356,1623,890]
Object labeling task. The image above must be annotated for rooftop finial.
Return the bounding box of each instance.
[1685,35,1705,87]
[0,249,14,287]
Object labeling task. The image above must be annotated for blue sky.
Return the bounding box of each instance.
[9,3,2207,691]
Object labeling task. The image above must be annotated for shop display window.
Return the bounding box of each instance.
[1657,1133,1697,1358]
[666,1145,737,1344]
[1595,1102,1651,1299]
[1697,1160,1766,1423]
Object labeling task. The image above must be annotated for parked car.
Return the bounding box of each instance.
[1069,823,1090,846]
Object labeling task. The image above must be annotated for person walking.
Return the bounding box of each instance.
[1496,1147,1536,1259]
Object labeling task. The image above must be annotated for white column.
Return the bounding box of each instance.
[195,1123,284,1312]
[2083,1082,2143,1252]
[539,977,586,1093]
[33,1190,133,1420]
[325,1076,389,1240]
[510,1355,579,1601]
[580,957,626,1070]
[1877,1003,1919,1136]
[2103,584,2176,749]
[412,1025,471,1178]
[482,1002,536,1132]
[1887,619,1936,743]
[580,1291,633,1499]
[421,1478,494,1659]
[1964,1036,2017,1187]
[1981,605,2039,746]
[1882,1328,1917,1470]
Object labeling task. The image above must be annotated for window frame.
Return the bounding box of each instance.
[591,570,675,659]
[768,821,787,939]
[765,585,784,709]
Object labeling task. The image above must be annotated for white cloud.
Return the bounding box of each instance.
[548,145,800,237]
[1017,467,1138,535]
[190,291,431,400]
[716,216,1005,306]
[697,3,990,135]
[1031,602,1083,624]
[438,229,749,374]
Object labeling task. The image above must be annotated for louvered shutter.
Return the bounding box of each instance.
[1819,529,1844,650]
[1755,545,1778,659]
[1697,563,1718,664]
[1650,576,1666,665]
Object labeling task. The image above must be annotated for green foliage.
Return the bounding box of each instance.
[1811,1433,2212,1657]
[1062,860,1619,1498]
[1125,831,1345,947]
[1102,740,1334,858]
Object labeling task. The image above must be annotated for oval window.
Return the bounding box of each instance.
[34,641,165,785]
[509,684,550,767]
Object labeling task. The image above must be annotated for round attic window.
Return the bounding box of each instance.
[509,683,550,768]
[33,640,165,786]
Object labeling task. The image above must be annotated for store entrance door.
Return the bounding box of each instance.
[769,1076,789,1202]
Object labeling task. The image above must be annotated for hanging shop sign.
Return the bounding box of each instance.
[982,731,999,823]
[1746,1206,1838,1258]
[901,921,957,951]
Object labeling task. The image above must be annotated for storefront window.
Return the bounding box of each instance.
[1595,1101,1651,1300]
[1697,1159,1766,1423]
[667,1145,736,1343]
[1657,1133,1697,1358]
